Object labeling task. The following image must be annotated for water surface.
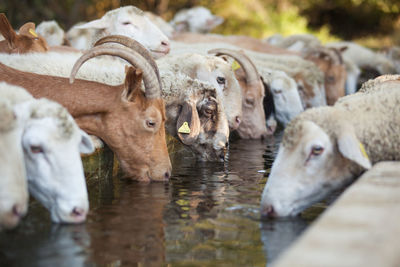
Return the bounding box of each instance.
[0,133,325,266]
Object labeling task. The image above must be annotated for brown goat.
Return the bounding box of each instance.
[0,13,49,54]
[0,44,171,182]
[302,46,347,105]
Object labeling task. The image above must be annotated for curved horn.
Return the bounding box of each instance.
[69,44,160,99]
[94,35,161,85]
[208,48,260,85]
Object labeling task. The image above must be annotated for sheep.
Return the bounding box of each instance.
[260,75,400,218]
[381,45,400,74]
[160,71,229,161]
[65,22,91,51]
[36,20,65,46]
[66,6,170,59]
[208,48,270,139]
[327,41,397,91]
[0,40,172,182]
[0,13,49,54]
[0,85,29,230]
[170,6,224,34]
[301,45,347,105]
[257,67,304,126]
[0,82,95,226]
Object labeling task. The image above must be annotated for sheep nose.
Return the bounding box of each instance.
[235,116,241,126]
[161,40,170,53]
[261,204,276,219]
[71,207,86,218]
[164,171,171,180]
[12,203,27,218]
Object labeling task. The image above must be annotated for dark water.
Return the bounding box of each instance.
[0,133,325,267]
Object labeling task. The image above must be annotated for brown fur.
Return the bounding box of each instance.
[234,68,268,139]
[0,14,49,54]
[303,46,347,105]
[0,63,171,182]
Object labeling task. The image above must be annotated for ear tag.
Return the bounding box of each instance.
[29,28,38,37]
[359,142,369,160]
[232,60,241,71]
[178,122,191,134]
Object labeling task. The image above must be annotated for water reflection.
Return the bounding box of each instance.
[0,134,325,266]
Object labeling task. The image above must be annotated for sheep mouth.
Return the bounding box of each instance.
[150,49,169,57]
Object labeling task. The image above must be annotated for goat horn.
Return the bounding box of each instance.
[208,48,260,85]
[94,35,161,86]
[69,44,160,99]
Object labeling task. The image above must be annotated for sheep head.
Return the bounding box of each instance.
[0,14,49,54]
[260,108,371,218]
[75,6,170,59]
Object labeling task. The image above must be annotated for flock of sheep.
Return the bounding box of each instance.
[0,5,399,231]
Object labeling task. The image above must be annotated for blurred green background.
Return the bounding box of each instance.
[1,0,400,47]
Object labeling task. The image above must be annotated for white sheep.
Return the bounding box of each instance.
[66,6,170,58]
[258,67,304,125]
[265,33,321,52]
[260,75,400,218]
[36,20,65,46]
[0,84,30,230]
[170,6,224,33]
[327,41,397,76]
[0,82,94,224]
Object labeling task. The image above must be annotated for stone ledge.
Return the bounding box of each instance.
[272,161,400,267]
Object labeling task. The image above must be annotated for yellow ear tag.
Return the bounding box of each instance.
[359,142,369,160]
[232,60,241,71]
[29,28,38,37]
[178,122,191,134]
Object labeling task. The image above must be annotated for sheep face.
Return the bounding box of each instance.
[76,6,170,58]
[0,14,49,54]
[171,6,224,33]
[21,100,94,224]
[194,56,243,130]
[0,101,28,230]
[269,73,304,125]
[166,88,229,162]
[260,120,371,217]
[234,68,269,139]
[36,20,65,46]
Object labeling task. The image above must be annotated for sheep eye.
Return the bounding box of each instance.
[273,89,282,94]
[122,21,131,25]
[216,77,225,85]
[146,120,156,128]
[311,145,324,156]
[203,108,214,117]
[30,145,43,154]
[327,76,335,83]
[245,98,255,107]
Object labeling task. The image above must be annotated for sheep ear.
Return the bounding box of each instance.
[123,66,143,102]
[18,22,38,38]
[0,13,17,49]
[173,21,189,33]
[339,46,348,53]
[337,131,372,170]
[75,17,109,30]
[79,130,95,154]
[176,100,200,145]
